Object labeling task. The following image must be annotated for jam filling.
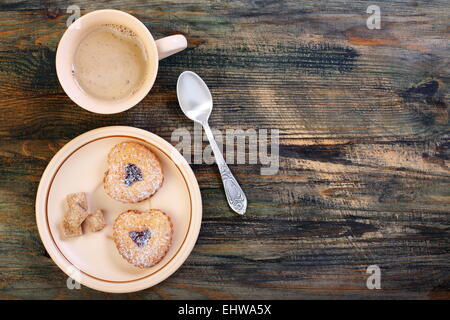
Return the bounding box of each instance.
[124,163,143,186]
[129,229,151,247]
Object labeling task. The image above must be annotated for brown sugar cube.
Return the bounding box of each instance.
[65,193,89,227]
[61,220,83,239]
[64,203,88,228]
[67,192,88,211]
[83,210,106,232]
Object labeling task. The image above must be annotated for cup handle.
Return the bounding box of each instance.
[155,34,187,60]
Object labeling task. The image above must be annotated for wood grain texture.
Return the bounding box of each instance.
[0,0,449,299]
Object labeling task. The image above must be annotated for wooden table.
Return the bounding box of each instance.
[0,0,448,299]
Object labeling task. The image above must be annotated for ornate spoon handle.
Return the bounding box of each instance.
[203,123,247,214]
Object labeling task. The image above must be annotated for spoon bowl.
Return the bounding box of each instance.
[177,71,212,124]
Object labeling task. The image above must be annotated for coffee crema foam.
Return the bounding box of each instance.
[72,24,149,101]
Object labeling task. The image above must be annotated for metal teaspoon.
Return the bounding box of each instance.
[176,71,247,215]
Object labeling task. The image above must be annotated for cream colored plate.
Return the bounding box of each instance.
[35,126,202,293]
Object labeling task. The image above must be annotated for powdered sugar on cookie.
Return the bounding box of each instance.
[104,142,164,203]
[113,209,173,268]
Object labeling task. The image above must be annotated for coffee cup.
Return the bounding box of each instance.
[56,9,187,114]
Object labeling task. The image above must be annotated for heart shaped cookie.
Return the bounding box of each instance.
[103,141,163,203]
[113,209,173,268]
